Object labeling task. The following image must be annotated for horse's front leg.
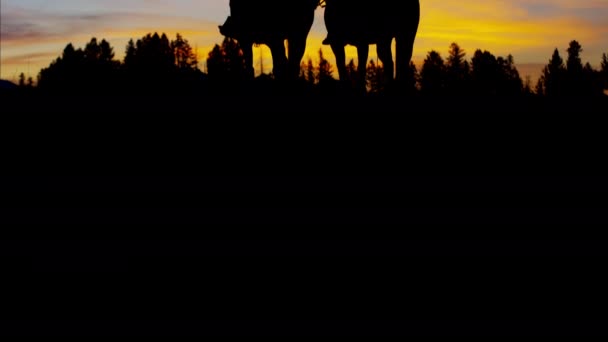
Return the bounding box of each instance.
[330,43,348,83]
[357,44,369,91]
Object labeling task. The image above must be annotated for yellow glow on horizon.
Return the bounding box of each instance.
[2,2,607,84]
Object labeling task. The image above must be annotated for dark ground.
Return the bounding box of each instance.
[1,91,608,336]
[3,91,607,174]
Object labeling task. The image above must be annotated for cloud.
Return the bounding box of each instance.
[1,52,60,65]
[413,0,608,63]
[0,4,223,80]
[1,6,219,46]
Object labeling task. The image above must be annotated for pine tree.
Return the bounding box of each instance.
[582,62,603,96]
[500,54,523,95]
[172,33,199,70]
[62,43,82,64]
[160,33,174,67]
[134,33,176,72]
[566,40,584,95]
[447,43,465,68]
[566,40,583,74]
[346,59,357,88]
[366,60,385,93]
[471,50,499,95]
[84,38,101,62]
[420,50,445,95]
[38,42,86,91]
[80,37,118,90]
[446,43,469,93]
[206,38,247,84]
[124,39,137,67]
[541,48,566,96]
[317,48,334,84]
[306,58,315,85]
[99,39,115,64]
[18,73,26,87]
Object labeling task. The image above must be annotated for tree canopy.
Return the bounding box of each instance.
[32,34,607,98]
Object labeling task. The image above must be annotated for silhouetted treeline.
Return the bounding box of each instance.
[39,38,121,92]
[123,33,204,93]
[29,34,608,97]
[536,40,606,97]
[38,33,206,95]
[206,37,250,94]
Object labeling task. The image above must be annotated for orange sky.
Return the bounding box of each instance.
[2,0,608,84]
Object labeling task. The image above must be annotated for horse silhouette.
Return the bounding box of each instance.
[323,0,420,89]
[220,0,319,81]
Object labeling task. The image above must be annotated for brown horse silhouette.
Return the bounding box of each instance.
[323,0,420,88]
[220,0,319,81]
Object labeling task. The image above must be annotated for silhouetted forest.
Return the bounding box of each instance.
[34,33,205,95]
[4,32,607,98]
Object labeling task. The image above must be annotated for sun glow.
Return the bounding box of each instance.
[2,0,607,84]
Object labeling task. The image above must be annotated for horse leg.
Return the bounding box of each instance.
[331,43,348,84]
[241,40,255,79]
[268,39,288,81]
[395,37,415,83]
[396,1,421,83]
[377,38,395,85]
[287,36,307,81]
[357,44,369,91]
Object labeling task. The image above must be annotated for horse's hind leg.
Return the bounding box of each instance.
[357,44,369,91]
[242,40,255,79]
[331,43,348,83]
[377,38,394,84]
[395,36,415,83]
[268,39,288,81]
[288,36,307,81]
[396,1,420,83]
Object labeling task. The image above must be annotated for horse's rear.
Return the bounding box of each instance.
[323,0,420,89]
[221,0,318,80]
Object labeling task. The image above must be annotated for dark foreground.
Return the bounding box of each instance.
[3,91,608,175]
[1,92,608,336]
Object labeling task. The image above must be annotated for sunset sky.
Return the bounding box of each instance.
[2,0,608,83]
